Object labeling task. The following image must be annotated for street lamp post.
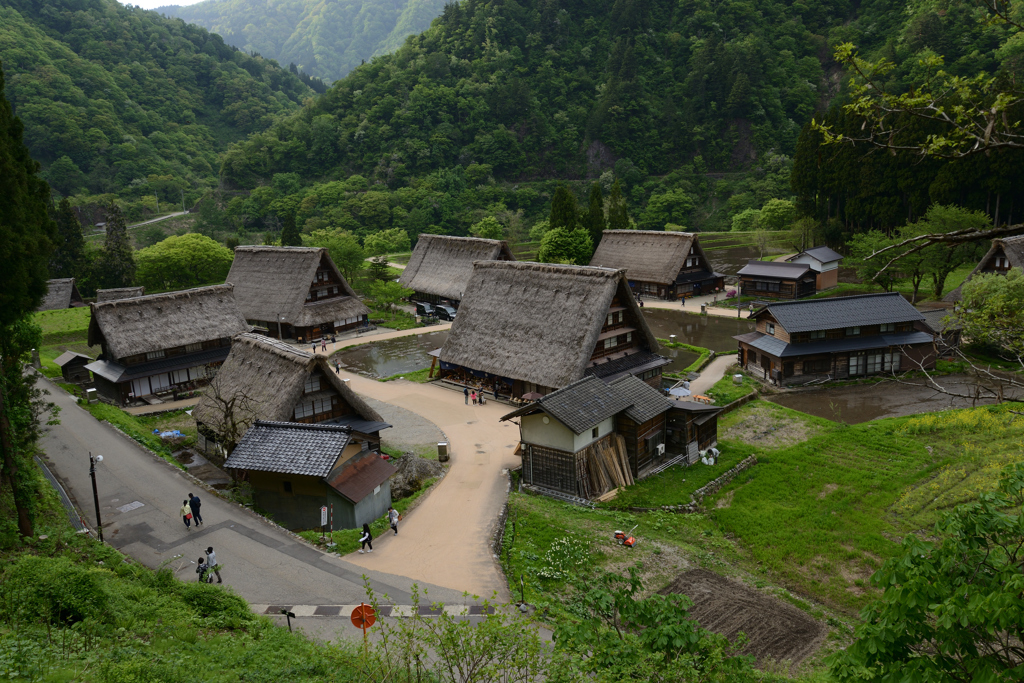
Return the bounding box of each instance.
[89,452,104,542]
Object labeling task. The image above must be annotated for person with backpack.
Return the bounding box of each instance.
[180,500,192,530]
[196,557,211,583]
[206,546,222,583]
[388,506,399,536]
[188,492,203,526]
[358,523,373,553]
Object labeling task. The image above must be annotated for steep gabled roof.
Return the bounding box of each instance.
[87,284,250,360]
[944,234,1024,302]
[399,235,516,300]
[786,246,844,265]
[226,246,367,325]
[96,287,144,302]
[53,351,91,367]
[589,230,699,285]
[751,292,925,333]
[324,451,398,504]
[37,279,83,311]
[737,260,815,279]
[439,261,660,388]
[224,420,352,476]
[192,332,383,434]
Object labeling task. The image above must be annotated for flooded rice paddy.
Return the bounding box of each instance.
[335,329,449,378]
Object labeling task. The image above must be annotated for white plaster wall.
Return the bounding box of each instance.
[572,416,616,451]
[521,413,575,452]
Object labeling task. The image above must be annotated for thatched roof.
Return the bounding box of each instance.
[399,235,516,300]
[96,287,144,302]
[192,333,383,434]
[37,278,83,311]
[944,234,1024,302]
[589,230,700,285]
[88,284,250,360]
[439,261,660,388]
[226,246,368,325]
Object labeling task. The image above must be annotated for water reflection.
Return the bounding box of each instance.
[642,309,755,352]
[336,330,449,377]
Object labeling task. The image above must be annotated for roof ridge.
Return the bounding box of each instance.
[601,229,695,237]
[476,260,620,276]
[234,245,322,252]
[92,283,233,309]
[253,419,352,432]
[764,291,901,307]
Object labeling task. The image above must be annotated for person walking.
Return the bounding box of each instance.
[388,506,399,535]
[188,492,203,526]
[180,500,192,530]
[471,390,477,405]
[206,546,223,583]
[358,523,373,553]
[321,339,327,352]
[335,361,341,375]
[463,386,469,404]
[196,556,211,583]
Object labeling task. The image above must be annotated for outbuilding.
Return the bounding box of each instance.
[944,234,1024,302]
[589,230,725,299]
[784,246,844,290]
[736,260,817,299]
[399,234,516,307]
[53,351,92,384]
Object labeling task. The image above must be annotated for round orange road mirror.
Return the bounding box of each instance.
[351,603,376,629]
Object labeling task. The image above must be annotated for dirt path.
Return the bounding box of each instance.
[686,354,737,397]
[641,296,747,320]
[337,374,519,600]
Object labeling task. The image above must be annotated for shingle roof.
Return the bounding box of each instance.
[325,452,398,504]
[787,246,843,264]
[399,235,515,301]
[224,420,352,476]
[753,292,925,333]
[589,230,700,285]
[585,350,671,383]
[609,375,672,423]
[919,308,961,333]
[737,261,815,280]
[37,279,83,311]
[499,373,672,434]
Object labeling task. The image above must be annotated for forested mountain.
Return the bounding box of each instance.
[158,0,448,82]
[0,0,313,216]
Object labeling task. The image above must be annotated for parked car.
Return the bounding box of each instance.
[415,302,434,317]
[435,305,457,321]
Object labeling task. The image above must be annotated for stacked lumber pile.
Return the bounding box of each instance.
[585,435,633,496]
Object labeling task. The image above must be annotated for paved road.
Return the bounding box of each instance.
[36,374,468,612]
[128,211,187,229]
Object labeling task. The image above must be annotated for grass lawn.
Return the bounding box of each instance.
[659,340,711,375]
[299,474,439,555]
[80,402,186,470]
[704,368,757,404]
[368,307,420,330]
[33,306,91,344]
[602,449,750,509]
[381,367,433,383]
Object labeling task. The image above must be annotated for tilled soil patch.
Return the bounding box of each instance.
[658,568,824,667]
[722,402,818,448]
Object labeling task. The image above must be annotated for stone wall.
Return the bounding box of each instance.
[628,454,759,514]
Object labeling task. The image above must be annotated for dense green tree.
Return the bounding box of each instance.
[758,198,796,231]
[50,198,85,279]
[731,208,761,232]
[549,185,580,232]
[957,270,1024,362]
[849,231,905,292]
[830,464,1024,683]
[916,205,990,298]
[607,181,631,232]
[470,216,505,240]
[368,255,392,281]
[280,214,303,247]
[363,228,411,256]
[367,280,413,312]
[538,227,592,265]
[135,234,234,292]
[584,184,606,249]
[98,202,136,289]
[45,156,84,196]
[639,190,694,230]
[304,227,365,281]
[0,61,56,540]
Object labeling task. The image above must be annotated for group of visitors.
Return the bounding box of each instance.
[463,386,498,405]
[180,492,203,529]
[358,506,401,553]
[195,546,223,583]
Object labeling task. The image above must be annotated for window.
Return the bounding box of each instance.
[618,311,624,323]
[373,485,381,495]
[185,342,203,353]
[625,332,632,343]
[849,352,866,376]
[766,323,775,335]
[592,427,599,439]
[282,481,292,493]
[604,337,618,350]
[809,330,826,340]
[879,323,895,333]
[804,359,830,374]
[846,326,861,336]
[607,314,613,326]
[304,375,321,393]
[146,349,165,360]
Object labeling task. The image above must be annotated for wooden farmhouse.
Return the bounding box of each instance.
[944,234,1024,302]
[589,230,725,299]
[193,333,391,465]
[53,351,92,384]
[733,293,936,385]
[436,261,669,399]
[736,260,817,299]
[784,246,844,290]
[85,284,250,406]
[224,420,397,531]
[398,234,516,307]
[226,246,370,343]
[36,278,84,311]
[500,375,721,499]
[96,287,144,302]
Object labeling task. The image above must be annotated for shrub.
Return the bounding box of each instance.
[2,556,109,624]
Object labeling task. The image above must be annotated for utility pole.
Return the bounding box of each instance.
[89,452,103,542]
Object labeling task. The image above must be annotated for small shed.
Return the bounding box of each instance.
[53,351,92,383]
[737,261,816,299]
[785,246,844,290]
[224,420,396,530]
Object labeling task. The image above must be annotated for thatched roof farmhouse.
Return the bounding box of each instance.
[193,333,389,464]
[437,261,668,399]
[36,278,84,311]
[589,230,724,299]
[399,235,516,304]
[96,287,144,302]
[226,246,370,343]
[944,234,1024,302]
[84,284,250,405]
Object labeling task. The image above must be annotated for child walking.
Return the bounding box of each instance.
[358,523,373,553]
[180,500,192,530]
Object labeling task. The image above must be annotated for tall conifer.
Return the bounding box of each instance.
[607,179,630,231]
[281,213,302,246]
[51,197,86,278]
[584,183,606,248]
[100,201,136,288]
[549,185,580,231]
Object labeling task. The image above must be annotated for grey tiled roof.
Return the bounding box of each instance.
[735,330,934,359]
[919,308,961,333]
[737,261,814,279]
[755,293,925,333]
[609,375,672,423]
[224,420,351,476]
[533,376,633,435]
[585,350,671,382]
[789,246,843,264]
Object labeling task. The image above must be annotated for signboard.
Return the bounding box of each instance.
[320,505,328,526]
